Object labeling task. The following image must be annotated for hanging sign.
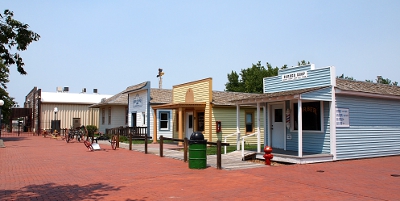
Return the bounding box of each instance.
[336,108,350,127]
[282,71,308,81]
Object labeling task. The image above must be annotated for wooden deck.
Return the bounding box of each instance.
[255,148,334,164]
[97,141,267,170]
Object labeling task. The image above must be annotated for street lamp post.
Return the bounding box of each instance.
[0,100,4,138]
[53,107,58,133]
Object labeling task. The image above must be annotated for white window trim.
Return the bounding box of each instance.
[159,111,170,131]
[290,100,324,133]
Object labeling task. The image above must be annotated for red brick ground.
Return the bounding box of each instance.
[1,134,400,200]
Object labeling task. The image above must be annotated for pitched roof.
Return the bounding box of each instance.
[229,86,329,103]
[212,91,260,106]
[336,78,400,96]
[41,92,113,104]
[90,88,172,108]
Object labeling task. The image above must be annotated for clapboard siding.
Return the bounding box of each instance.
[173,79,211,103]
[285,101,331,154]
[301,87,332,101]
[335,95,400,160]
[41,104,99,130]
[173,78,212,140]
[264,66,332,93]
[212,107,264,144]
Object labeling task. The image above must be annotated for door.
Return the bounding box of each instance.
[131,113,137,127]
[185,112,194,139]
[73,118,81,129]
[271,104,284,149]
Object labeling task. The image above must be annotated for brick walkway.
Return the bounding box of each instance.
[1,135,399,200]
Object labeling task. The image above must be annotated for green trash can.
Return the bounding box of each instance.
[188,131,207,169]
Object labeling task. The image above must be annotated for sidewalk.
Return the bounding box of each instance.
[1,135,400,200]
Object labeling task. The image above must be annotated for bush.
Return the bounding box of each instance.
[86,125,97,136]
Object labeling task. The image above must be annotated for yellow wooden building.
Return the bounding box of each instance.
[152,78,264,147]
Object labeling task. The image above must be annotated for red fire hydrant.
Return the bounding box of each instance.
[263,146,273,165]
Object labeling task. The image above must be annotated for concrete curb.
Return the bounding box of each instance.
[0,139,5,148]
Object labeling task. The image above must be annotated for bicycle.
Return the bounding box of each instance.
[110,134,117,150]
[65,129,83,143]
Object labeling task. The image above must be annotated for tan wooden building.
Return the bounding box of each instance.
[24,87,112,134]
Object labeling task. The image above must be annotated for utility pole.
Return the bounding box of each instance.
[156,68,165,89]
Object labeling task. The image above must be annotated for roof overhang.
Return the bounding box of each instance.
[151,102,206,109]
[232,86,328,105]
[335,89,400,100]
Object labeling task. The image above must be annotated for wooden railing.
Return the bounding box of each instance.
[105,126,147,138]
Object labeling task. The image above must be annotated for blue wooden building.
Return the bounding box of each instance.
[233,64,400,164]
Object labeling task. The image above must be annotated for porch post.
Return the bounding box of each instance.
[178,107,183,146]
[330,86,337,160]
[257,102,261,153]
[263,103,267,147]
[298,99,303,157]
[236,104,240,150]
[153,109,157,143]
[267,103,271,147]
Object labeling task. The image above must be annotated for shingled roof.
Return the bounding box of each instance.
[336,78,400,96]
[90,87,172,108]
[211,91,260,106]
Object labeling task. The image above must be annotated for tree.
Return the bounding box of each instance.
[0,9,39,124]
[225,61,279,93]
[0,86,14,125]
[367,76,398,86]
[225,60,309,93]
[1,9,40,87]
[337,74,355,80]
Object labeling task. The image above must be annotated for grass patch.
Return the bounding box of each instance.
[206,144,258,155]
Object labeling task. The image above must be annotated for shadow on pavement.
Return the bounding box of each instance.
[0,183,126,201]
[0,137,31,142]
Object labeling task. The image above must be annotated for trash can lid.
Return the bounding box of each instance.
[190,131,204,141]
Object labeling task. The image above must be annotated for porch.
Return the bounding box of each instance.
[254,148,333,164]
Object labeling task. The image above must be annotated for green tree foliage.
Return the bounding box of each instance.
[225,61,279,93]
[337,74,355,80]
[86,125,98,136]
[369,76,398,86]
[1,9,40,87]
[225,60,310,93]
[0,9,39,124]
[0,86,14,124]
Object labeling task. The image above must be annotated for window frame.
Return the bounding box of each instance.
[291,101,324,133]
[108,107,111,125]
[158,111,170,131]
[101,108,105,125]
[244,110,254,134]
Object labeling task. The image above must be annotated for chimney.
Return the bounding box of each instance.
[93,89,98,94]
[377,76,382,84]
[63,86,69,92]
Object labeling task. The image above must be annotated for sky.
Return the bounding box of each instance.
[2,0,400,106]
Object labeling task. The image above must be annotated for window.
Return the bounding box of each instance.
[293,101,322,131]
[102,108,105,125]
[197,112,204,132]
[275,109,283,122]
[108,107,111,125]
[142,112,146,125]
[159,111,170,131]
[125,107,128,125]
[245,111,254,133]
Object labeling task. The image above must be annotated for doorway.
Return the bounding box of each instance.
[131,113,137,127]
[185,112,194,139]
[271,104,284,149]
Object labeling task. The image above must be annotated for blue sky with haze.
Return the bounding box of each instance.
[2,1,400,105]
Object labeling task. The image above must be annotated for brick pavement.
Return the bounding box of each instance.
[1,135,400,200]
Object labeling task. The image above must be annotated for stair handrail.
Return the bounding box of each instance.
[223,132,240,154]
[241,132,258,159]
